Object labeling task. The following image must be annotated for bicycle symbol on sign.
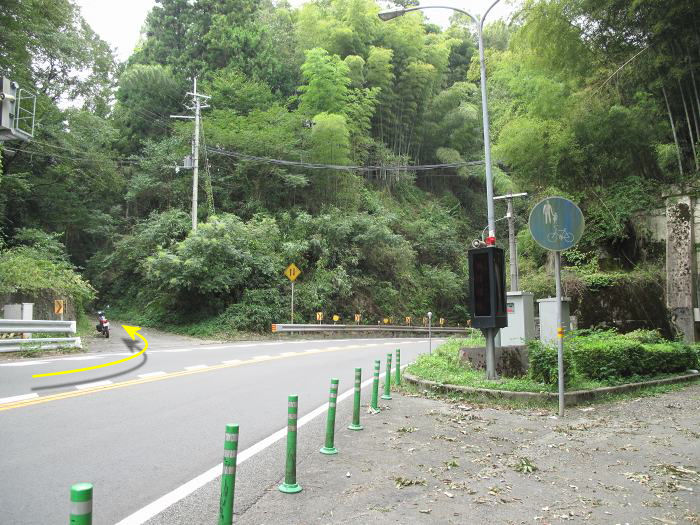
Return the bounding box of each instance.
[547,228,574,243]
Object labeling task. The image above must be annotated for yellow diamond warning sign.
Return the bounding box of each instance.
[284,263,301,282]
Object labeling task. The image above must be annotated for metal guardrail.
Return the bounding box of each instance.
[0,319,76,333]
[271,323,470,334]
[0,337,82,353]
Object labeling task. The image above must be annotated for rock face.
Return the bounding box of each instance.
[666,191,697,343]
[459,345,529,377]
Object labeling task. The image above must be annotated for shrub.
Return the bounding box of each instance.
[625,329,665,344]
[527,339,575,386]
[217,288,286,333]
[638,343,697,374]
[569,335,643,380]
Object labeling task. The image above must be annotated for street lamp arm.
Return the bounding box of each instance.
[378,6,477,25]
[481,0,502,29]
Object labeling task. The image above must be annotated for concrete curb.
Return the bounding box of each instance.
[403,371,700,405]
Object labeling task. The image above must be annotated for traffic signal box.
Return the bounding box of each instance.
[468,246,508,329]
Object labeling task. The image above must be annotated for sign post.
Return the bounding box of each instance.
[284,264,301,323]
[528,197,584,417]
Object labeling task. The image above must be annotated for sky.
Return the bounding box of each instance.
[76,0,521,63]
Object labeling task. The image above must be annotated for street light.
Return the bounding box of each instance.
[379,1,502,378]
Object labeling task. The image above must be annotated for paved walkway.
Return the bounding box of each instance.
[237,383,700,524]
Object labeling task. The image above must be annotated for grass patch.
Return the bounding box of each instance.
[406,337,697,394]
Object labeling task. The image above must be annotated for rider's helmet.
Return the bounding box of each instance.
[97,310,104,316]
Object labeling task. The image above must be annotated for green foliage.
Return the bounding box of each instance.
[299,48,351,115]
[526,339,575,386]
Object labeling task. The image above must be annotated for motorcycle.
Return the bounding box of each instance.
[95,310,110,338]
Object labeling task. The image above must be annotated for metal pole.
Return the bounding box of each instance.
[485,328,497,380]
[555,251,564,417]
[69,482,93,525]
[218,424,239,525]
[428,312,432,355]
[320,378,339,454]
[507,198,518,291]
[348,368,363,430]
[290,281,294,324]
[279,395,302,493]
[192,78,200,231]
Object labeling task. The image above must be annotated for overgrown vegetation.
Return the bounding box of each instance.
[1,0,698,332]
[406,334,699,394]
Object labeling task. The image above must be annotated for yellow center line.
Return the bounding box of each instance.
[0,344,367,412]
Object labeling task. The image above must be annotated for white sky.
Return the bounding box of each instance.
[76,0,520,62]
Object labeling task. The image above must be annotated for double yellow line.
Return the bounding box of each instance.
[0,344,367,412]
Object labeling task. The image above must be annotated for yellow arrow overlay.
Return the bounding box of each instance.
[32,325,148,378]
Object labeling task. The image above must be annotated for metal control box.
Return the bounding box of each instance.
[499,292,535,345]
[537,297,571,345]
[468,246,508,329]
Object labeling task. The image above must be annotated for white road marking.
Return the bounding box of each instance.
[280,352,299,357]
[0,361,49,367]
[0,393,39,404]
[61,356,105,361]
[138,372,167,379]
[184,364,208,371]
[114,367,402,525]
[75,380,112,390]
[222,359,241,365]
[156,349,193,354]
[251,355,272,360]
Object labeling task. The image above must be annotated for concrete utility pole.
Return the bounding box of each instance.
[494,192,528,291]
[171,77,210,231]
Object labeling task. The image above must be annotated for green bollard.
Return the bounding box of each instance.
[320,378,339,454]
[381,353,392,400]
[218,424,239,525]
[348,368,363,431]
[279,395,302,493]
[395,348,401,386]
[69,482,92,525]
[370,359,381,411]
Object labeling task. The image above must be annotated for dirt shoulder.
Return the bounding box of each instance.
[238,383,700,525]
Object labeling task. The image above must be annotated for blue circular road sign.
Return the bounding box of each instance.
[528,197,584,251]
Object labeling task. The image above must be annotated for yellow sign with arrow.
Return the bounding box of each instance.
[284,263,301,282]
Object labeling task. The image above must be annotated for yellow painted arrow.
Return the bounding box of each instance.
[32,325,149,378]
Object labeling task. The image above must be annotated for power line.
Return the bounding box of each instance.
[205,146,484,172]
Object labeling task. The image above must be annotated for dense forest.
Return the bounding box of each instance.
[0,0,698,334]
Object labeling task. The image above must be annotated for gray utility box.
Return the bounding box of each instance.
[3,303,34,338]
[538,297,570,345]
[499,292,535,346]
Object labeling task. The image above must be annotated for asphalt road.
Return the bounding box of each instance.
[0,327,443,524]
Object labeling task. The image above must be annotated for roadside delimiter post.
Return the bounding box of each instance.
[320,378,339,454]
[370,359,381,411]
[279,395,302,493]
[381,353,392,400]
[395,348,401,385]
[218,424,239,525]
[69,482,93,525]
[348,368,363,430]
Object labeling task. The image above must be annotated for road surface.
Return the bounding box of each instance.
[0,327,442,524]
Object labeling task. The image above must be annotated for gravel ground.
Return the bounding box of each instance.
[238,382,699,525]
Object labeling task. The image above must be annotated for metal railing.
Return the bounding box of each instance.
[271,323,470,334]
[0,319,76,333]
[0,319,79,352]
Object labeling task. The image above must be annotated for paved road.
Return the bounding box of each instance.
[0,327,442,524]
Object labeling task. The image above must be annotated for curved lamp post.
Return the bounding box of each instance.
[379,2,502,379]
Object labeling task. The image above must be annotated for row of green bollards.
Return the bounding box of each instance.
[68,348,402,523]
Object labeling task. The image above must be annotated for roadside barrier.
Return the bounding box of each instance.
[320,378,339,454]
[218,424,239,525]
[279,395,302,493]
[371,359,381,411]
[348,368,363,431]
[69,482,92,525]
[381,353,392,400]
[395,349,401,385]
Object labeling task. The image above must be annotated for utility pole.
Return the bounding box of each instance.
[171,77,210,231]
[494,192,528,291]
